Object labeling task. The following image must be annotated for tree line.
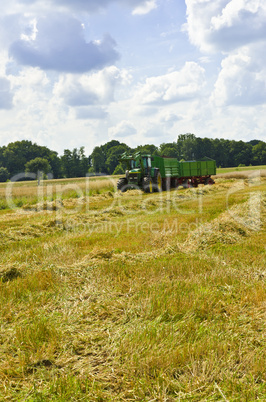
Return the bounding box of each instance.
[90,134,266,174]
[0,135,265,181]
[0,140,90,182]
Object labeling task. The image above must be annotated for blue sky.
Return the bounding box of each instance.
[0,0,266,154]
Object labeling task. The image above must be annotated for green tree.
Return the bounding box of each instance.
[78,146,90,176]
[252,141,266,165]
[48,152,62,179]
[177,134,197,160]
[25,157,51,184]
[1,140,61,178]
[0,167,9,182]
[135,144,158,155]
[61,149,74,177]
[90,141,130,174]
[248,140,261,146]
[212,138,231,167]
[102,140,121,156]
[105,144,130,174]
[228,141,252,167]
[159,143,178,157]
[195,138,214,160]
[2,142,27,176]
[90,146,106,174]
[72,148,81,177]
[60,147,89,178]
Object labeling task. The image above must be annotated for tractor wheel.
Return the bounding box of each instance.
[117,177,128,192]
[153,171,162,192]
[143,176,153,193]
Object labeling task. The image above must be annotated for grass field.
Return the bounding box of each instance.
[216,165,266,174]
[0,168,265,401]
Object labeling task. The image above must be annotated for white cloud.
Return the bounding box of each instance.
[142,126,167,138]
[132,0,157,15]
[211,0,263,30]
[76,106,108,120]
[1,0,266,154]
[136,62,206,105]
[10,66,49,88]
[54,66,130,107]
[109,120,137,138]
[9,67,50,111]
[0,51,9,75]
[2,0,155,14]
[0,77,13,109]
[159,110,181,126]
[9,13,119,73]
[211,44,266,107]
[20,18,38,41]
[0,14,24,48]
[184,1,266,109]
[185,0,266,52]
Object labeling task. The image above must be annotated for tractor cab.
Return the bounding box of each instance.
[141,155,151,174]
[118,152,152,188]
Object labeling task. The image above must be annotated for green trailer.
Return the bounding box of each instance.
[117,152,216,192]
[179,159,216,178]
[178,158,216,187]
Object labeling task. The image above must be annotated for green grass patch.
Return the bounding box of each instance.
[217,164,266,174]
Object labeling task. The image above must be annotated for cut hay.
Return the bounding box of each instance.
[22,199,63,211]
[0,267,22,283]
[215,169,266,179]
[182,194,265,252]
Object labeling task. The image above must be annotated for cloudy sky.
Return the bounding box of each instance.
[0,0,266,154]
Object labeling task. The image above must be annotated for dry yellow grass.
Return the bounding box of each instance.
[0,177,116,198]
[215,169,266,179]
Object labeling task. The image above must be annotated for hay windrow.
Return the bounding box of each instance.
[23,199,63,211]
[74,190,265,263]
[73,248,162,267]
[182,194,266,252]
[0,219,65,245]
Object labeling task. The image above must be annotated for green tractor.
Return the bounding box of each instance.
[117,152,162,193]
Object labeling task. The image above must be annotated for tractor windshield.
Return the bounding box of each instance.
[130,160,137,169]
[143,157,151,169]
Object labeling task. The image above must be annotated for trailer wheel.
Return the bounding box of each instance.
[117,177,128,192]
[183,179,189,188]
[174,179,180,189]
[143,177,153,193]
[153,172,162,192]
[204,177,214,185]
